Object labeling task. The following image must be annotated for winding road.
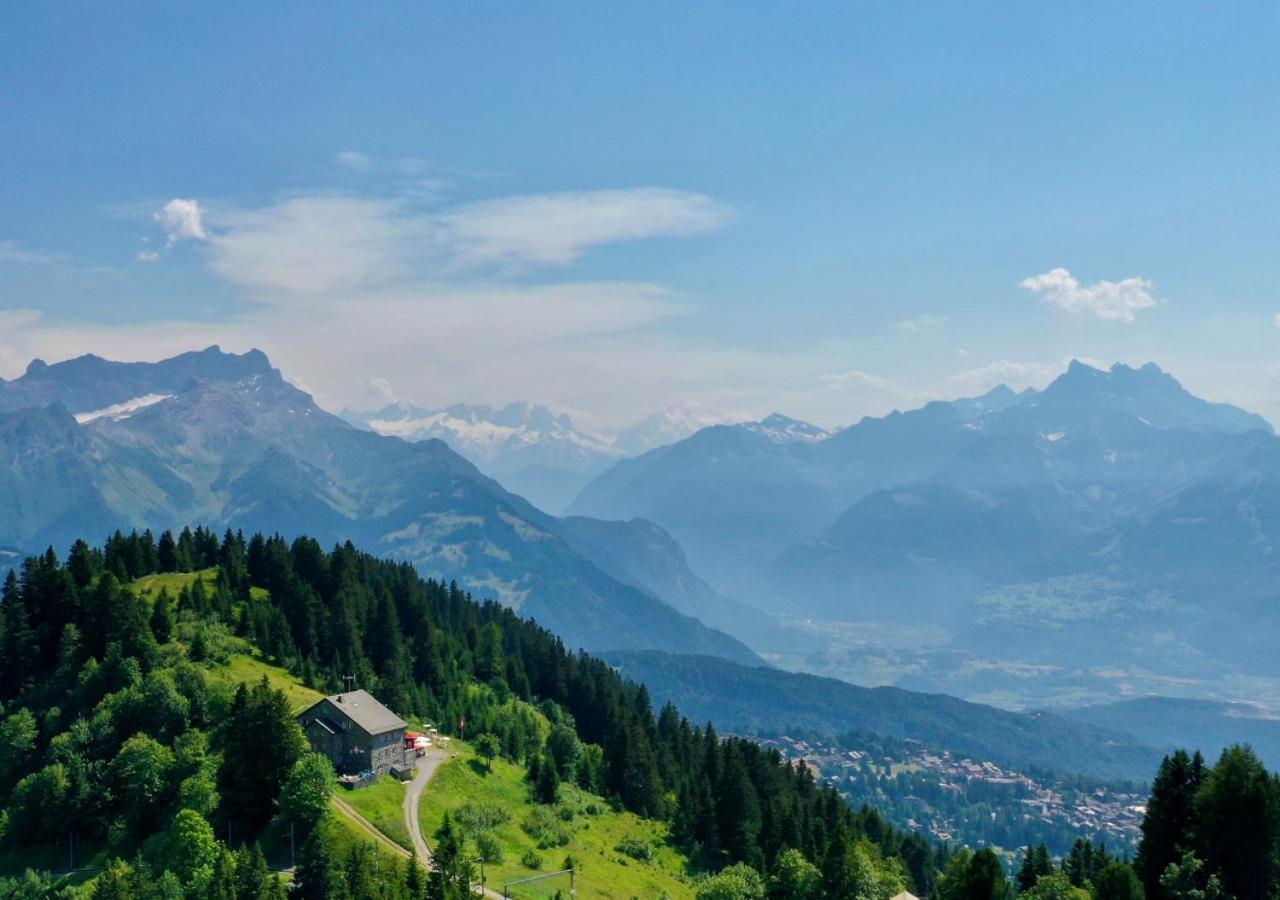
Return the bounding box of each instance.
[404,749,449,866]
[403,749,505,898]
[325,749,505,898]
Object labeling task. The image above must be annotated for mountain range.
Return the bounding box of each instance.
[0,347,759,664]
[7,346,1277,781]
[570,361,1280,708]
[341,399,749,515]
[341,401,621,514]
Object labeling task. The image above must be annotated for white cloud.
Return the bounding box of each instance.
[1020,267,1157,322]
[818,368,895,391]
[396,157,430,174]
[335,151,372,170]
[359,377,398,406]
[137,250,160,263]
[156,199,208,247]
[191,188,731,296]
[0,239,58,265]
[439,188,731,267]
[208,196,410,295]
[898,313,947,332]
[1273,313,1280,329]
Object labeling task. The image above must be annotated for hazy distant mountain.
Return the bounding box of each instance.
[741,413,833,443]
[1064,697,1280,770]
[573,362,1280,708]
[556,515,798,649]
[343,401,620,513]
[607,402,742,456]
[0,349,759,664]
[569,397,996,598]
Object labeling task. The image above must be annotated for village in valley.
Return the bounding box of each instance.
[752,734,1149,856]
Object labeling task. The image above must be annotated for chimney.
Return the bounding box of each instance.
[337,694,343,703]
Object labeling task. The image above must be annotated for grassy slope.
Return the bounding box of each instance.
[131,568,215,601]
[132,568,269,603]
[121,574,693,895]
[419,743,694,899]
[204,653,324,715]
[341,776,413,851]
[129,570,324,714]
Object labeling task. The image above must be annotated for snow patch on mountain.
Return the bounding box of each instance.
[741,413,833,444]
[74,393,173,424]
[609,402,745,455]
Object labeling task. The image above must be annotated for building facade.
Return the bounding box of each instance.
[298,689,409,777]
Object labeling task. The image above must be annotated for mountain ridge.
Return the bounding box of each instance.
[572,360,1280,710]
[0,348,760,665]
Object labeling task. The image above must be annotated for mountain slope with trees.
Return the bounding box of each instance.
[606,651,1160,781]
[0,529,934,897]
[0,348,757,665]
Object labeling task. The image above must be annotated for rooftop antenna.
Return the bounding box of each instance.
[342,674,356,694]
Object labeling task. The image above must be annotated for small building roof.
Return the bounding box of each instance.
[302,690,408,736]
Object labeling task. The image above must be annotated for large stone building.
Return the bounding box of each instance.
[298,690,408,777]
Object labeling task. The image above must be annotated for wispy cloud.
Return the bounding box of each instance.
[0,239,59,265]
[334,150,372,170]
[154,187,731,296]
[898,313,947,332]
[439,188,731,267]
[1020,267,1157,322]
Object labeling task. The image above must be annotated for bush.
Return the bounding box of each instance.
[615,834,653,861]
[521,806,572,849]
[521,848,542,870]
[475,830,504,865]
[454,802,511,836]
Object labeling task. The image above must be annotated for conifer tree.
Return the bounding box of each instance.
[1136,750,1206,900]
[150,588,174,644]
[1193,744,1280,900]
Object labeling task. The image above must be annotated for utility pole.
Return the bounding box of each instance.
[468,856,486,895]
[290,821,296,868]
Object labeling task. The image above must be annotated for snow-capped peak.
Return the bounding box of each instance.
[608,402,745,455]
[741,413,832,444]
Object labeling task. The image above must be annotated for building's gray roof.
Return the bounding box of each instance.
[305,690,407,736]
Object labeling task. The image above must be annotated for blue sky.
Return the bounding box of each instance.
[2,2,1278,427]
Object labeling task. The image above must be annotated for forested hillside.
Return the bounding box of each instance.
[4,529,1276,898]
[608,651,1159,781]
[0,529,932,897]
